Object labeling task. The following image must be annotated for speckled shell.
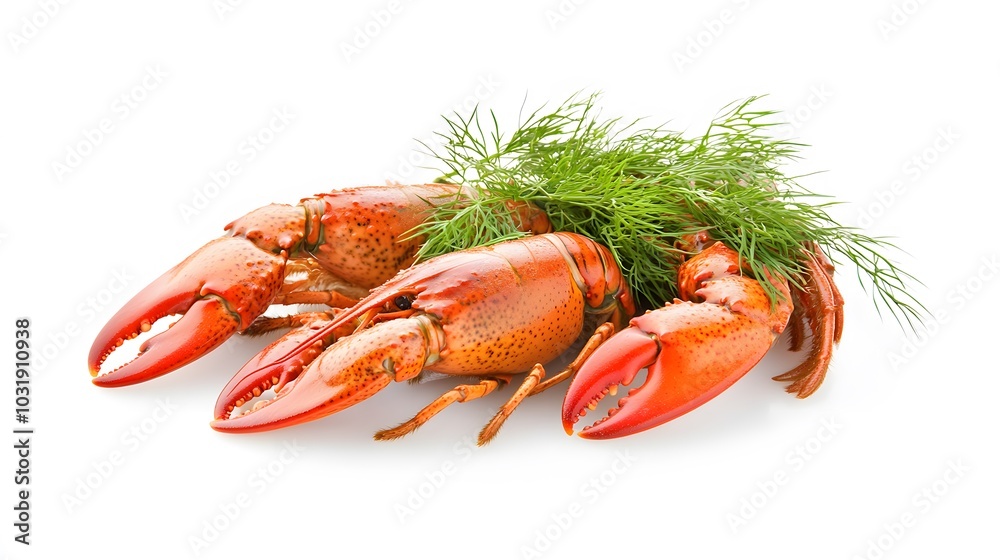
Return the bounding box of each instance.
[364,232,633,376]
[308,185,463,289]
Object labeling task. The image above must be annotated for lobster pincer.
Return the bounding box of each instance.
[88,234,291,387]
[562,238,842,439]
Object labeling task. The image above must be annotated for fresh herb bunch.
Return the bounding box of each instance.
[413,93,924,329]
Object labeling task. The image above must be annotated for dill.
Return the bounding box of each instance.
[414,93,925,330]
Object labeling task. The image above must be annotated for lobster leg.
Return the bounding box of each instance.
[479,322,617,444]
[529,323,617,395]
[478,365,544,445]
[242,311,340,336]
[273,291,359,307]
[374,377,510,441]
[271,258,368,308]
[772,247,844,397]
[786,300,808,352]
[811,242,845,343]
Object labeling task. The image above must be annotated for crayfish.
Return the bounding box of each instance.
[89,184,842,442]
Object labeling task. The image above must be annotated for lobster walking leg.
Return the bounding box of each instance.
[772,246,844,397]
[479,322,617,444]
[270,258,367,308]
[242,311,340,337]
[530,322,617,395]
[374,377,510,441]
[478,365,544,445]
[273,290,360,307]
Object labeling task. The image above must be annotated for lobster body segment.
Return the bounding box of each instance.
[409,230,630,376]
[299,184,456,290]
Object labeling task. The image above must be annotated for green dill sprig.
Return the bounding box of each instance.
[414,93,925,330]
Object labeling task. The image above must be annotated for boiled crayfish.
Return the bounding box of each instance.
[89,184,842,442]
[88,184,551,387]
[210,231,635,443]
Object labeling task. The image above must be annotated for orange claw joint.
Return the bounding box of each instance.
[89,203,313,387]
[211,313,442,432]
[563,241,794,439]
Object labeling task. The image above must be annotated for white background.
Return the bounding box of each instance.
[1,1,997,558]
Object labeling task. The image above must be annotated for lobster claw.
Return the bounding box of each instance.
[563,302,783,438]
[563,242,793,439]
[89,237,287,387]
[211,315,439,432]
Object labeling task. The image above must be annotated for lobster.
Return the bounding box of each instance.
[210,232,635,443]
[89,184,843,441]
[88,184,551,387]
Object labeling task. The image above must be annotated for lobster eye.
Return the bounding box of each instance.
[393,295,413,310]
